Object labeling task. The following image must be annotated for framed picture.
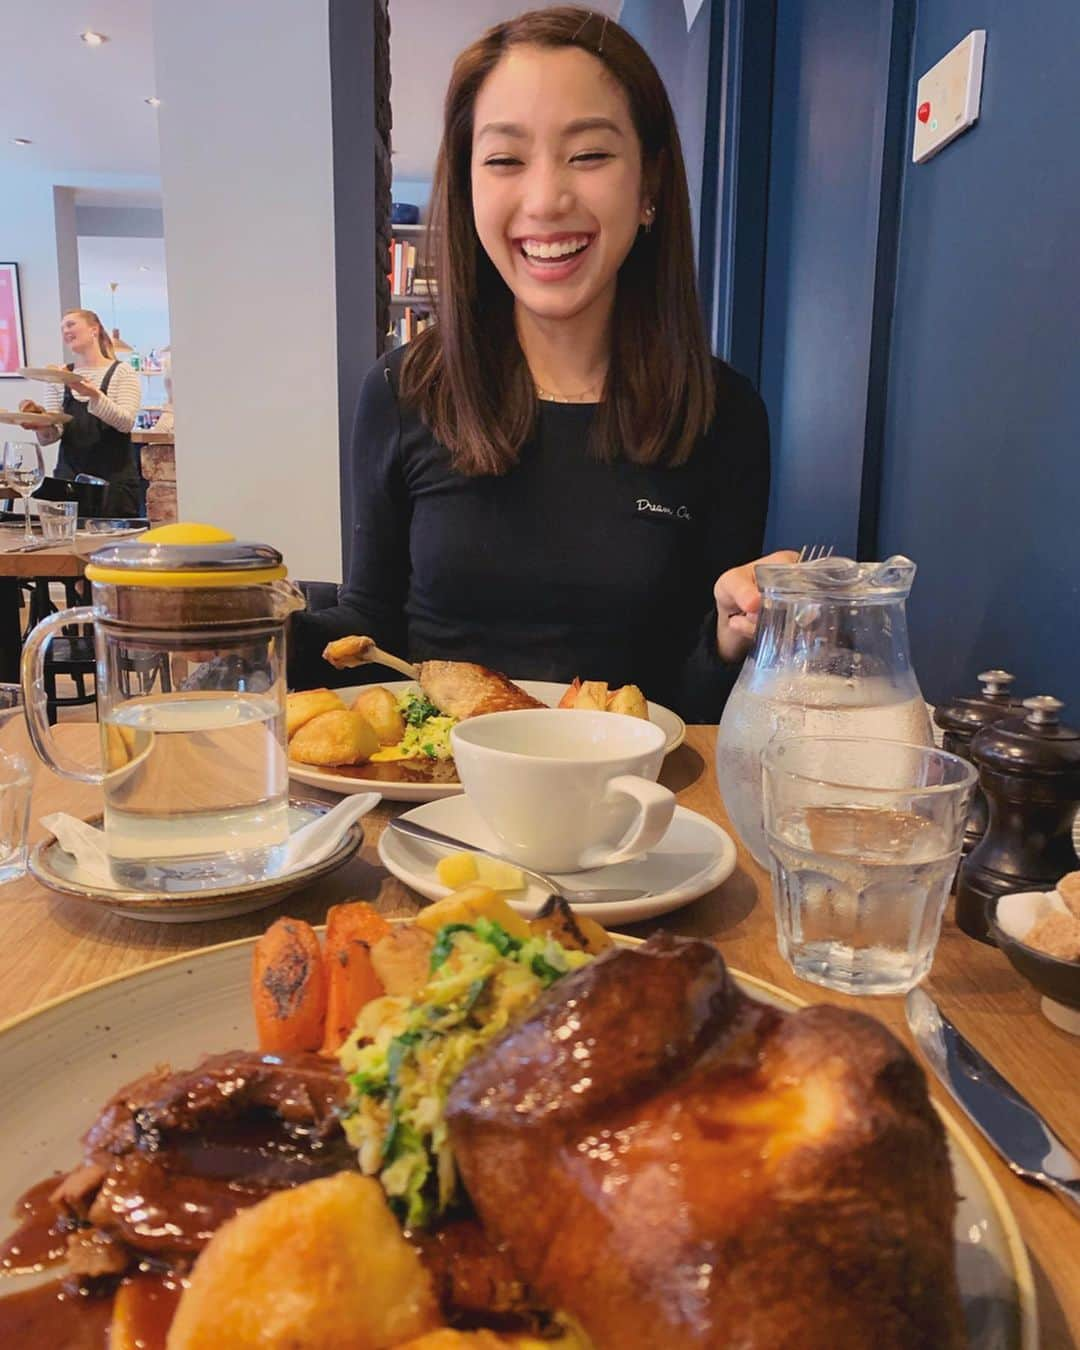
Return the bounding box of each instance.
[0,263,28,376]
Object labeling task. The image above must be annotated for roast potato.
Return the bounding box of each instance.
[606,684,648,720]
[413,887,533,942]
[166,1172,440,1349]
[529,896,613,956]
[559,680,649,720]
[352,685,406,745]
[399,1329,590,1349]
[286,688,346,739]
[572,680,608,711]
[370,925,437,998]
[288,708,380,766]
[397,1334,506,1349]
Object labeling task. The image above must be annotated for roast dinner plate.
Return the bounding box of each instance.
[0,409,71,427]
[17,366,86,387]
[379,794,737,926]
[28,799,364,924]
[0,933,1036,1347]
[288,679,687,803]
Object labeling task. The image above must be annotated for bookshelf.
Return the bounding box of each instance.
[388,224,438,346]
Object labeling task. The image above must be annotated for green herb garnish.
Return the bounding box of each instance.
[403,693,441,727]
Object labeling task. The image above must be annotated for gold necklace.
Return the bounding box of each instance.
[534,379,604,403]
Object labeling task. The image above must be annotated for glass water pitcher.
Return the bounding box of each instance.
[21,523,304,891]
[716,555,933,866]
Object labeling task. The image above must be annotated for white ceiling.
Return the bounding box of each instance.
[388,0,625,180]
[0,0,161,178]
[78,235,168,311]
[1,1,627,188]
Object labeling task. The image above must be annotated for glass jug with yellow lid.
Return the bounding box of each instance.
[21,522,305,891]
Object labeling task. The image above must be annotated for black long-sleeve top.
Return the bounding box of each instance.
[291,347,770,722]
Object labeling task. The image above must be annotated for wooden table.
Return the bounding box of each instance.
[0,536,86,681]
[1,719,1076,1347]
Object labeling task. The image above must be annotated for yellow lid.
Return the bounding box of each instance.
[84,521,288,588]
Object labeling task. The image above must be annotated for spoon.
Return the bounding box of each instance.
[387,817,649,906]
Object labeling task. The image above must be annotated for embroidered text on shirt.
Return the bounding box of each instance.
[636,497,693,522]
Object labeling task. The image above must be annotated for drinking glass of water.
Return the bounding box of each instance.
[0,751,32,885]
[1,442,46,543]
[37,499,77,542]
[762,736,976,995]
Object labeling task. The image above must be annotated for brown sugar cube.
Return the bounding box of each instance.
[1055,871,1080,919]
[1025,912,1080,962]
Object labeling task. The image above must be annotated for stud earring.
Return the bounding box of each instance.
[643,203,656,233]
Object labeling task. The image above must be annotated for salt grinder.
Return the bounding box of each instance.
[933,670,1024,854]
[956,696,1080,943]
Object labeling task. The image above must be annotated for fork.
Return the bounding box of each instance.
[796,543,835,563]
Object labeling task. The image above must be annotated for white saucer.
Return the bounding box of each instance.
[30,800,364,924]
[377,794,737,926]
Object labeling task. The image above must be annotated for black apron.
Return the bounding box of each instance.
[55,362,145,518]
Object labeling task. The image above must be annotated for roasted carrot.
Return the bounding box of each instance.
[252,917,327,1053]
[557,677,581,709]
[320,903,392,1054]
[326,900,392,949]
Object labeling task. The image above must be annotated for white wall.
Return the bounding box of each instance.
[0,167,157,470]
[152,0,341,582]
[1,170,63,466]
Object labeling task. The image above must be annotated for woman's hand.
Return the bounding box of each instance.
[714,550,799,663]
[68,375,97,399]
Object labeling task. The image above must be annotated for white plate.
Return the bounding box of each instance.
[28,800,365,924]
[0,408,71,427]
[17,366,84,387]
[378,794,738,926]
[288,679,687,804]
[72,524,147,556]
[0,935,1036,1348]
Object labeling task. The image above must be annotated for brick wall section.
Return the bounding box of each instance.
[139,442,177,523]
[375,0,392,353]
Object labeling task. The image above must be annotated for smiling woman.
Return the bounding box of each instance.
[291,6,786,722]
[403,9,713,473]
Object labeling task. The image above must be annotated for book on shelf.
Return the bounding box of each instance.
[388,228,437,303]
[387,305,434,349]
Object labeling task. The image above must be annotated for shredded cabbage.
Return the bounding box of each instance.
[338,920,591,1227]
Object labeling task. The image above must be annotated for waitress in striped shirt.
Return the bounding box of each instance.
[19,308,144,517]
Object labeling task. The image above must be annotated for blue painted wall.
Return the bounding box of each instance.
[619,0,714,247]
[758,0,904,557]
[879,1,1080,711]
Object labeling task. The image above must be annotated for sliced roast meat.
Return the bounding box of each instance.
[47,1051,354,1274]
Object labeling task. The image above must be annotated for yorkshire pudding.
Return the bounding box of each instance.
[446,934,964,1349]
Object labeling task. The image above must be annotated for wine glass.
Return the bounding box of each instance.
[0,442,45,542]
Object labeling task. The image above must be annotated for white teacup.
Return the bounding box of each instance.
[450,709,675,873]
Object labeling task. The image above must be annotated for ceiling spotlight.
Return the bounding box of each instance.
[80,30,109,46]
[11,137,32,146]
[145,97,161,108]
[138,265,150,272]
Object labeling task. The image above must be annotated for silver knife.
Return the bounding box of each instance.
[906,987,1080,1217]
[4,538,55,554]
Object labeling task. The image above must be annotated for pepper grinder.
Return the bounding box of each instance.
[933,670,1025,854]
[956,696,1080,943]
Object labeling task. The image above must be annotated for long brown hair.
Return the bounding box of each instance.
[65,309,116,360]
[399,6,715,476]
